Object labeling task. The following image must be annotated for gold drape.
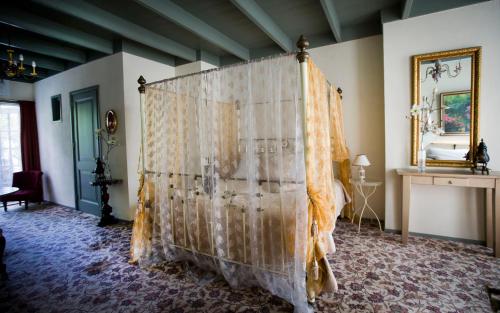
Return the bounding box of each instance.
[129,173,154,263]
[329,85,353,219]
[305,60,352,299]
[305,59,338,300]
[130,85,161,263]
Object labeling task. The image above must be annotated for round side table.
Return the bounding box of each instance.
[350,179,383,233]
[1,187,19,212]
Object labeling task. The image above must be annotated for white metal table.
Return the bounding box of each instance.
[350,179,383,233]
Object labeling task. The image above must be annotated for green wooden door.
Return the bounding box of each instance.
[70,87,100,216]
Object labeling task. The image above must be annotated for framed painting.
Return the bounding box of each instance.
[51,94,62,122]
[440,90,471,135]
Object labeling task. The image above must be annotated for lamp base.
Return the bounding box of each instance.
[359,167,366,183]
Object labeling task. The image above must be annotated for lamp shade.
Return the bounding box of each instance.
[353,154,371,166]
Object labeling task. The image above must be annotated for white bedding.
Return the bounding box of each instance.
[333,178,351,219]
[426,147,468,160]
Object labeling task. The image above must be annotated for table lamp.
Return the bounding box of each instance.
[353,154,371,183]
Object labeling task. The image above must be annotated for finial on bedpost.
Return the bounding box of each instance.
[296,35,309,63]
[337,87,343,99]
[138,75,146,94]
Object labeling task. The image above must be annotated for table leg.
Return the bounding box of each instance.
[402,175,411,244]
[357,184,367,233]
[495,180,500,257]
[351,184,361,224]
[364,186,382,232]
[486,188,493,249]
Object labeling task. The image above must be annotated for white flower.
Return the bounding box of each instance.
[410,104,421,117]
[421,101,431,110]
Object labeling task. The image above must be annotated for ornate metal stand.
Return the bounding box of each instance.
[91,158,122,227]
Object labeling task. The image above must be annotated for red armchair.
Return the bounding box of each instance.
[0,171,43,211]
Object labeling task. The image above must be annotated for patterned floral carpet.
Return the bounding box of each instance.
[0,204,499,313]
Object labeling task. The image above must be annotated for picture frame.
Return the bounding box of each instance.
[105,110,117,134]
[440,90,471,135]
[51,94,62,122]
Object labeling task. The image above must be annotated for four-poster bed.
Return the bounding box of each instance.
[130,36,352,312]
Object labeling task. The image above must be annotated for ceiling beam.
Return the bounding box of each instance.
[402,0,415,19]
[380,6,400,24]
[33,0,197,62]
[319,0,342,42]
[135,0,249,60]
[118,39,175,67]
[0,49,65,72]
[0,31,86,64]
[0,8,113,55]
[196,50,220,67]
[230,0,293,52]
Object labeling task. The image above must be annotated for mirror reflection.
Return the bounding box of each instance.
[420,56,471,161]
[411,47,480,168]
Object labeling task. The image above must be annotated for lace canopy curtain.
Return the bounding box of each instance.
[130,53,350,311]
[131,54,311,310]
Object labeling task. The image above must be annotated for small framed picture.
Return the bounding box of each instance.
[51,94,62,122]
[440,90,471,135]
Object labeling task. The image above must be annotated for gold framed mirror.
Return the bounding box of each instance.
[105,110,118,134]
[411,47,481,168]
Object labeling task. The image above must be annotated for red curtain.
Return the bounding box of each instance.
[19,101,41,171]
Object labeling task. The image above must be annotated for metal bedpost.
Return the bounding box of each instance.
[138,76,147,175]
[296,35,309,158]
[296,35,313,304]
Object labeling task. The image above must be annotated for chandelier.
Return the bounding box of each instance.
[3,48,37,80]
[422,59,461,83]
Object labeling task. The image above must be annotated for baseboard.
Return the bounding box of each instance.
[43,201,75,210]
[340,216,384,227]
[43,202,131,224]
[384,228,485,245]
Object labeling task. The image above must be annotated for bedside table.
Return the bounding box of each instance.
[350,179,383,233]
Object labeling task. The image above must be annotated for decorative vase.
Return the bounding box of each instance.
[104,163,112,180]
[417,148,426,173]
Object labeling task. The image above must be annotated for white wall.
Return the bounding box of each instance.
[122,52,175,219]
[34,53,129,219]
[383,0,500,240]
[0,80,34,101]
[34,52,175,221]
[310,35,386,219]
[175,60,217,77]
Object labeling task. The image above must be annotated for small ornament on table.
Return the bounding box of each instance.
[468,138,491,175]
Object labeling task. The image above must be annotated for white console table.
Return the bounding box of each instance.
[396,169,500,258]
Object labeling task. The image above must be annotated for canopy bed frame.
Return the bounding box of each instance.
[130,36,352,312]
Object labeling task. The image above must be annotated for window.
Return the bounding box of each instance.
[0,103,22,187]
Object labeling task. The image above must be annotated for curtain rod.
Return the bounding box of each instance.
[143,52,344,98]
[145,52,296,86]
